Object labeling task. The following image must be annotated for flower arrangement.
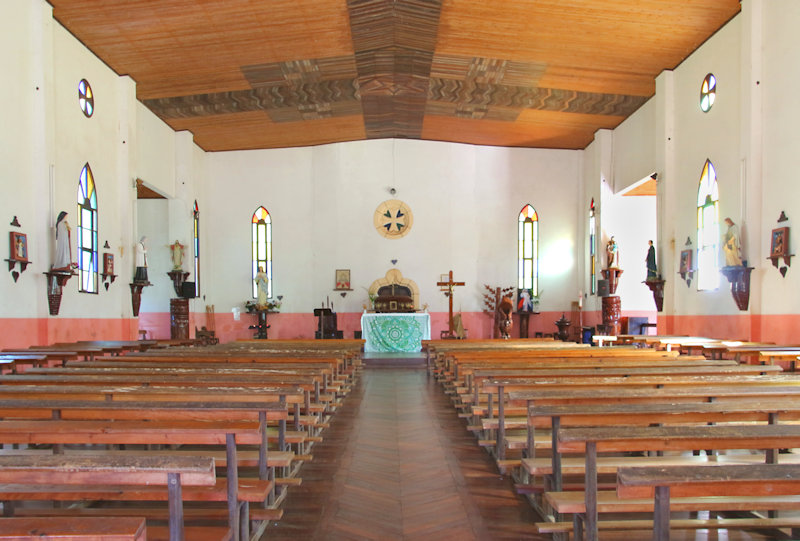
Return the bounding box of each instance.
[244,295,282,313]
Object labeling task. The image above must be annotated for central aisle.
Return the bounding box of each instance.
[263,366,541,540]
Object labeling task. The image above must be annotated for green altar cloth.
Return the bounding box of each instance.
[360,312,431,353]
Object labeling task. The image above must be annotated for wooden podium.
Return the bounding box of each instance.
[314,308,343,339]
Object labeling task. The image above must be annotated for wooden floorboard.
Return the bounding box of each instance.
[262,366,777,541]
[261,366,540,540]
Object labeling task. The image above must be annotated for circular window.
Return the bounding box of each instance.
[78,79,94,117]
[373,199,413,239]
[700,73,716,113]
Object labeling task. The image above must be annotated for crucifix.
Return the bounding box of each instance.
[436,270,465,338]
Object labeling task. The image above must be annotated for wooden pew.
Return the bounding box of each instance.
[0,418,265,541]
[484,374,800,459]
[553,424,800,541]
[0,517,148,541]
[521,400,800,509]
[617,463,800,541]
[0,454,216,541]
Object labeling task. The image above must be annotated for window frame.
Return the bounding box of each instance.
[77,163,98,294]
[518,204,539,297]
[696,159,720,291]
[193,201,200,297]
[252,206,272,299]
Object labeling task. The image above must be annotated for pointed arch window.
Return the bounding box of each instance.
[193,201,200,297]
[518,204,539,296]
[77,163,98,293]
[697,159,719,290]
[252,206,272,298]
[589,198,597,295]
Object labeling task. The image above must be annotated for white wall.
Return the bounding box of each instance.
[760,0,800,314]
[0,0,53,318]
[205,140,582,316]
[613,99,657,193]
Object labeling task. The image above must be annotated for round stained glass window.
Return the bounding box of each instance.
[78,79,94,117]
[700,73,716,113]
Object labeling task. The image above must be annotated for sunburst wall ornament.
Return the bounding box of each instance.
[374,199,413,239]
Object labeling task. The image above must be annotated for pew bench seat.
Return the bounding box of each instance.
[536,516,800,535]
[0,517,147,541]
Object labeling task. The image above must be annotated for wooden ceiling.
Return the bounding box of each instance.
[49,0,741,152]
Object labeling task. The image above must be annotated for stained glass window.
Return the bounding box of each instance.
[518,204,539,296]
[252,206,272,298]
[77,163,98,293]
[78,79,94,117]
[697,159,719,290]
[589,198,596,295]
[700,73,716,113]
[193,201,200,297]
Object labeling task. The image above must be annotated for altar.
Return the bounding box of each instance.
[360,312,431,353]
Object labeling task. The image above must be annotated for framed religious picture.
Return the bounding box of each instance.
[9,232,28,262]
[770,227,789,258]
[335,269,351,290]
[679,249,692,275]
[103,253,115,276]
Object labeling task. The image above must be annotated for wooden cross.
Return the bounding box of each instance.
[436,270,465,338]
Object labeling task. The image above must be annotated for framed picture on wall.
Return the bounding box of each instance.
[770,227,789,258]
[335,269,351,290]
[9,232,28,262]
[103,253,115,276]
[679,249,692,275]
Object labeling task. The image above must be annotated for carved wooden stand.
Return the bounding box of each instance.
[130,282,151,317]
[44,270,76,316]
[644,279,665,312]
[720,266,754,311]
[601,268,623,294]
[600,268,623,335]
[555,314,571,341]
[167,270,190,297]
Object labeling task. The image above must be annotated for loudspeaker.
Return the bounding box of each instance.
[597,279,609,297]
[181,281,196,299]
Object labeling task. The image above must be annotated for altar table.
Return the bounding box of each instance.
[360,313,431,353]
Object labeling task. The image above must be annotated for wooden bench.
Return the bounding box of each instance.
[0,418,265,541]
[0,454,217,541]
[553,424,800,541]
[617,463,800,540]
[0,517,149,540]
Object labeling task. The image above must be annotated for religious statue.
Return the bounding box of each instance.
[52,211,74,271]
[254,265,269,308]
[722,217,743,266]
[170,240,186,271]
[495,294,514,339]
[646,240,658,280]
[134,236,148,283]
[606,236,620,269]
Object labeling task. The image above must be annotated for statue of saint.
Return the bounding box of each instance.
[134,236,149,283]
[722,218,743,266]
[606,236,620,269]
[52,211,74,271]
[646,240,658,280]
[255,266,269,308]
[170,240,186,271]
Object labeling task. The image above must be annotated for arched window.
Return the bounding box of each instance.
[252,206,272,298]
[697,160,719,290]
[193,201,200,297]
[589,198,596,295]
[518,204,539,296]
[77,163,98,293]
